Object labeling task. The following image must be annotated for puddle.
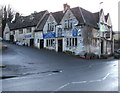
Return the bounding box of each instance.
[0,65,6,68]
[1,69,62,79]
[0,75,18,79]
[41,70,62,73]
[28,63,34,64]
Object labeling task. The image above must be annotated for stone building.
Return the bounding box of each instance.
[4,4,114,56]
[4,10,48,46]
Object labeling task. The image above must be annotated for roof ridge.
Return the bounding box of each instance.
[79,7,86,23]
[36,11,49,28]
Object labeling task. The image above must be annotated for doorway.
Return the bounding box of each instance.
[40,39,44,49]
[10,35,14,42]
[58,39,63,52]
[101,40,104,54]
[30,39,34,46]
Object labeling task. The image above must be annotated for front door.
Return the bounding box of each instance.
[40,39,44,49]
[58,39,63,52]
[30,39,34,46]
[101,40,104,54]
[10,35,14,42]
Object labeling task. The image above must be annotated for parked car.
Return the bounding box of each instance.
[114,49,120,59]
[115,49,120,54]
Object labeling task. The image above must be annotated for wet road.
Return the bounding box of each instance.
[1,42,118,91]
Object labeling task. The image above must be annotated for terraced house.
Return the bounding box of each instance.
[4,4,114,56]
[4,10,48,46]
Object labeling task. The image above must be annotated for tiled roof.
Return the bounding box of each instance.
[35,13,50,31]
[71,7,99,28]
[8,10,48,30]
[52,11,64,24]
[8,7,107,31]
[71,7,84,24]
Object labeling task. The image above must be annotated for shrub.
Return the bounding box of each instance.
[114,54,120,59]
[100,54,108,59]
[65,51,73,55]
[85,53,99,59]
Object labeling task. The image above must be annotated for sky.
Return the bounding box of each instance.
[0,0,119,31]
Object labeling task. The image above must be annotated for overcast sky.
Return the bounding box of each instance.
[0,0,119,31]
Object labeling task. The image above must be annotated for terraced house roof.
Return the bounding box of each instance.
[7,6,109,31]
[8,10,48,30]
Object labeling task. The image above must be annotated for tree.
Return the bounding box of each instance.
[82,25,93,53]
[0,5,15,37]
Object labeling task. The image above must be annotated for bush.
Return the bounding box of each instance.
[85,53,99,59]
[65,51,73,55]
[100,54,108,59]
[114,54,120,59]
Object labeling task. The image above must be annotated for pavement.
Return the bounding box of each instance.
[1,41,119,92]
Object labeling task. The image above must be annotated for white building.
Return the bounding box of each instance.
[4,4,114,56]
[4,10,48,46]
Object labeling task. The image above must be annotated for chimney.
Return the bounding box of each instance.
[63,3,70,12]
[13,12,20,22]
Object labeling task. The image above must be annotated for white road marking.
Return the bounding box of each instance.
[52,73,111,92]
[54,83,70,91]
[72,81,87,84]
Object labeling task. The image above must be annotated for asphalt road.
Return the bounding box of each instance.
[1,42,118,92]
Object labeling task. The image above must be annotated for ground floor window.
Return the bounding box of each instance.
[66,37,77,47]
[46,39,55,47]
[37,39,39,43]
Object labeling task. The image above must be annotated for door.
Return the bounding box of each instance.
[40,39,44,49]
[101,40,104,54]
[30,39,34,46]
[58,39,63,52]
[10,35,14,42]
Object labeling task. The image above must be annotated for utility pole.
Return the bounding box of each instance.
[98,2,103,58]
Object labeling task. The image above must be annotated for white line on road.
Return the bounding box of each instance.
[52,73,111,92]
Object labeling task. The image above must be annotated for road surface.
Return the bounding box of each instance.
[1,42,118,92]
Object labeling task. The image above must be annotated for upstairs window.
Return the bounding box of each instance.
[27,27,32,33]
[69,19,73,29]
[64,20,68,29]
[48,23,54,31]
[19,29,23,34]
[64,19,73,29]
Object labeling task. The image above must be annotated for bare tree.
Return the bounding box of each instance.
[0,5,16,37]
[82,25,93,53]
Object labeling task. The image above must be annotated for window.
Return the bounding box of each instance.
[67,38,69,47]
[64,19,73,29]
[37,39,39,43]
[48,23,54,31]
[64,20,68,29]
[46,40,48,46]
[69,38,71,46]
[75,38,77,46]
[13,31,15,35]
[69,19,73,28]
[19,29,23,34]
[27,28,32,33]
[46,39,55,47]
[92,39,97,46]
[66,38,77,47]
